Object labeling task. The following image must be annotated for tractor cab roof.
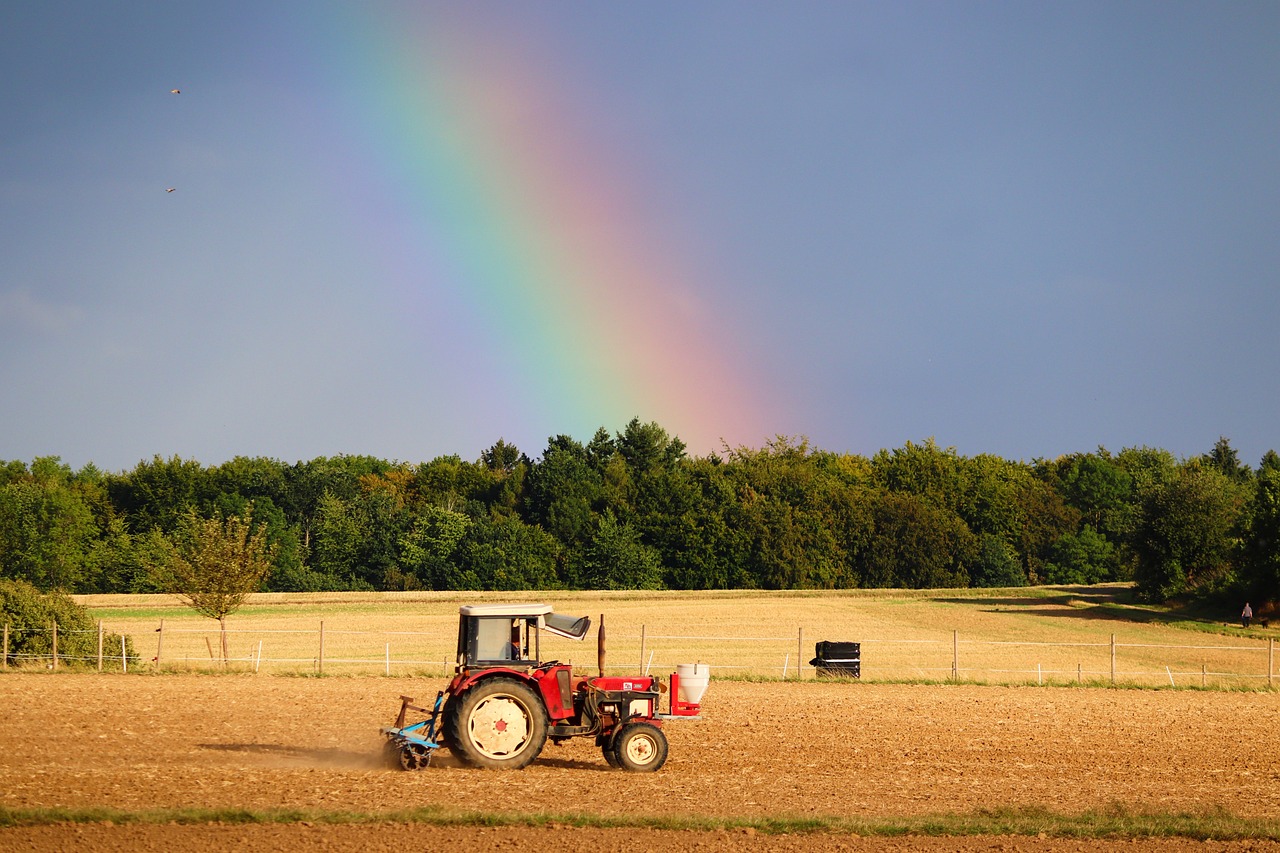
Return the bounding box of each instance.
[458,603,590,641]
[460,603,553,618]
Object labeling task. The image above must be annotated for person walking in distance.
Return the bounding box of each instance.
[1242,602,1253,628]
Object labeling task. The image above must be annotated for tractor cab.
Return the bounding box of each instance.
[455,603,591,669]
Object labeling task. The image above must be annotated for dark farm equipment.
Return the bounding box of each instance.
[382,603,704,772]
[809,640,861,678]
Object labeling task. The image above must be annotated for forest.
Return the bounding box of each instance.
[1,419,1277,606]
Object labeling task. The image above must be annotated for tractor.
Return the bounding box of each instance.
[382,603,703,772]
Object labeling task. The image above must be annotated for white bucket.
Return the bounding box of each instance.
[675,662,709,704]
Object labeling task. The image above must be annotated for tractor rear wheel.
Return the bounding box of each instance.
[611,722,668,772]
[446,677,548,770]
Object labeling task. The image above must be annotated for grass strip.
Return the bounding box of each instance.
[2,804,1276,841]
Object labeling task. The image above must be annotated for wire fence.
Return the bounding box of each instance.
[2,620,1275,689]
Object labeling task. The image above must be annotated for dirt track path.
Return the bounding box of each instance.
[2,674,1279,849]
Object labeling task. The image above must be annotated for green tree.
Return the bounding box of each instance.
[154,509,276,663]
[1203,436,1252,485]
[617,418,686,472]
[958,453,1034,543]
[480,439,526,473]
[282,455,397,551]
[399,505,473,589]
[1014,478,1082,583]
[1042,526,1117,585]
[860,492,975,589]
[1054,452,1133,535]
[458,514,561,590]
[641,458,751,589]
[210,456,290,508]
[579,510,663,590]
[108,455,212,533]
[0,458,100,590]
[307,492,366,589]
[83,515,162,594]
[871,439,965,513]
[525,439,603,550]
[1240,455,1280,603]
[1133,466,1247,601]
[970,533,1027,588]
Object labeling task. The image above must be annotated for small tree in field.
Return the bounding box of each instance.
[158,508,275,664]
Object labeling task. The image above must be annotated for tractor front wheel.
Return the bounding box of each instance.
[446,677,548,770]
[611,722,668,772]
[601,733,621,768]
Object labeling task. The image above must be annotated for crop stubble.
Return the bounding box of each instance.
[82,588,1273,684]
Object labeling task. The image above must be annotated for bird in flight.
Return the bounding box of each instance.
[166,187,176,193]
[170,88,181,94]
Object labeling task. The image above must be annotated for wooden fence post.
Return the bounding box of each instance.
[953,630,959,681]
[97,621,104,673]
[2,623,7,669]
[52,621,58,671]
[797,627,804,680]
[1110,634,1116,684]
[319,620,325,675]
[155,619,164,671]
[639,625,646,674]
[1269,638,1274,688]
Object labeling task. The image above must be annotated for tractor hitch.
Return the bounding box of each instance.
[382,691,445,770]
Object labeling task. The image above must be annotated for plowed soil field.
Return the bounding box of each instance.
[3,674,1279,851]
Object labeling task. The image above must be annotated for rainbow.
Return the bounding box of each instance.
[311,8,771,455]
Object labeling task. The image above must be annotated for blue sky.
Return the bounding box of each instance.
[2,2,1277,472]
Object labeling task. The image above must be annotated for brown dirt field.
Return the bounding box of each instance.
[6,823,1280,853]
[3,674,1279,850]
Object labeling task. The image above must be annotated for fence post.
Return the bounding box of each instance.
[2,623,7,669]
[1110,634,1116,684]
[1269,638,1274,688]
[155,619,164,671]
[52,621,58,671]
[121,634,127,673]
[952,630,959,681]
[97,621,104,673]
[639,625,646,674]
[797,627,804,680]
[319,620,325,675]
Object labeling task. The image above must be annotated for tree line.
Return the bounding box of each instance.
[1,419,1277,606]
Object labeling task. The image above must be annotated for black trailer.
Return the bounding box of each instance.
[810,640,860,677]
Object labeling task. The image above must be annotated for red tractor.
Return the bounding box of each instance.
[383,603,702,772]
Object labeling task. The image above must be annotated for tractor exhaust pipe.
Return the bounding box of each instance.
[597,613,606,677]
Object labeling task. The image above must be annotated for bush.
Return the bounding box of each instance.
[0,578,136,669]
